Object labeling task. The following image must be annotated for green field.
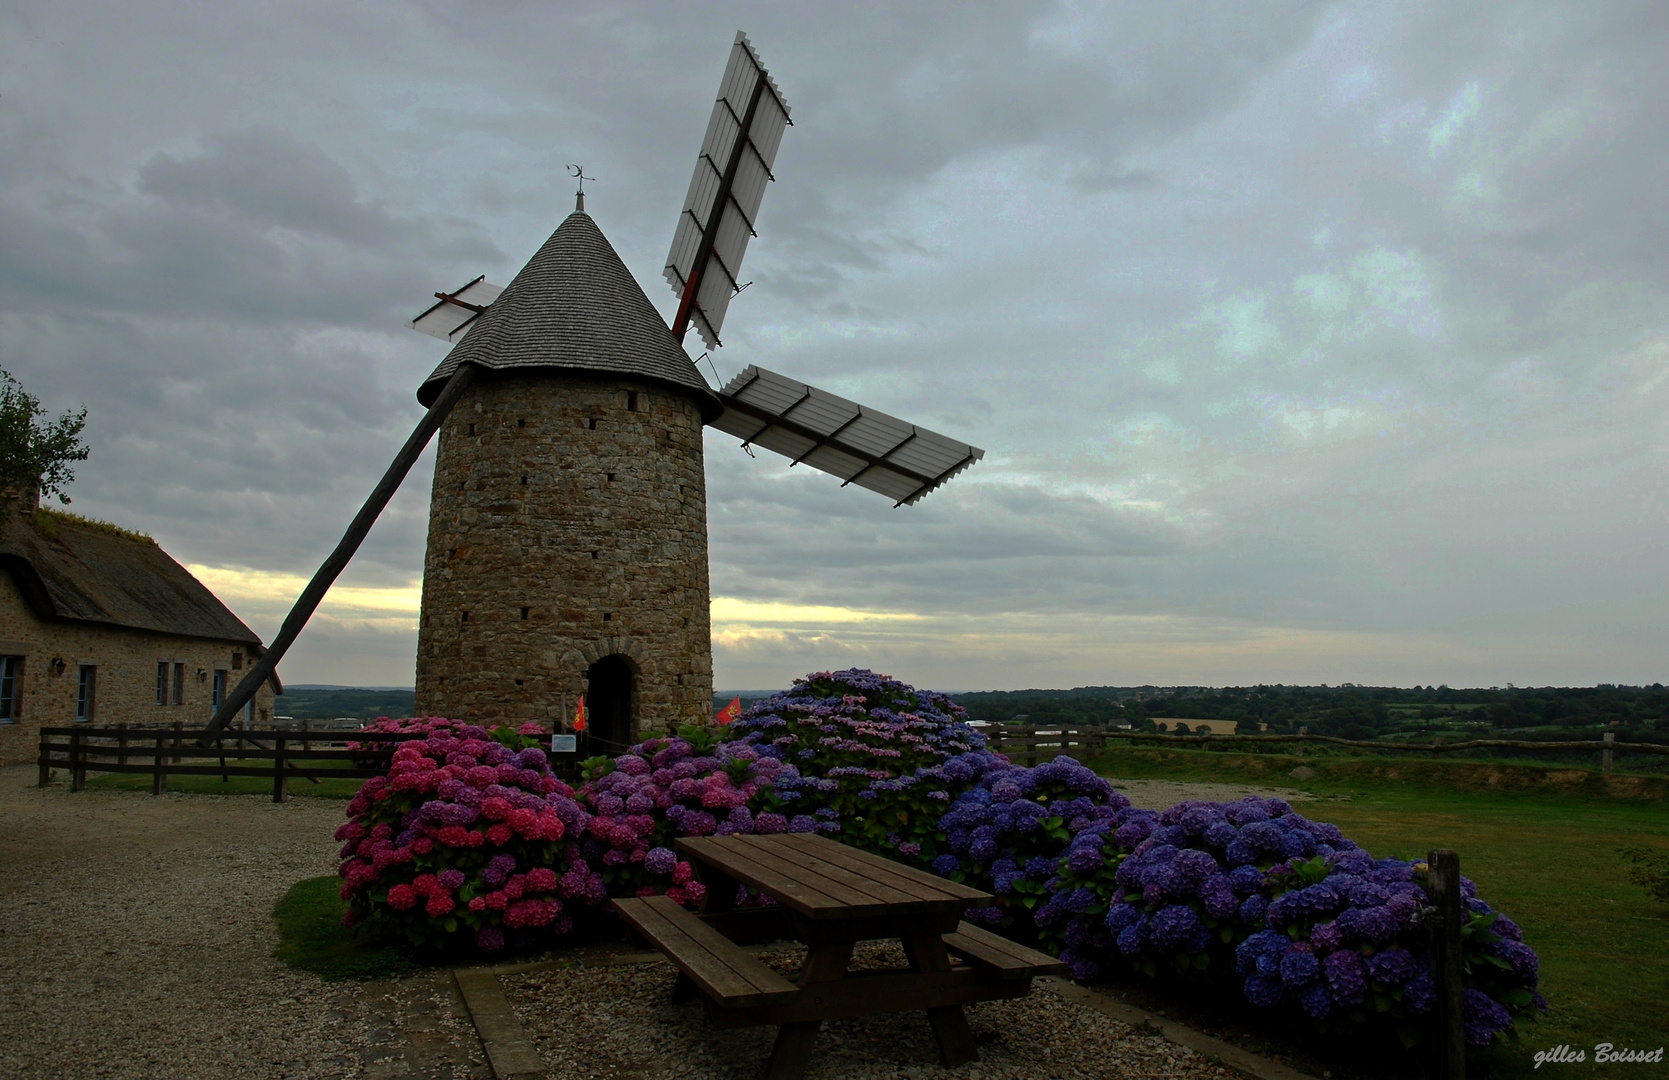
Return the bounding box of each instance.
[1091,746,1669,1077]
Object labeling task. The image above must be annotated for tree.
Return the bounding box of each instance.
[0,367,88,505]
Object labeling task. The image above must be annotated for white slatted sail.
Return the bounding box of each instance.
[712,366,984,506]
[664,32,791,350]
[411,277,505,342]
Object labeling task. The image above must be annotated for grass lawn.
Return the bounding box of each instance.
[272,876,422,981]
[1092,746,1669,1077]
[84,758,365,798]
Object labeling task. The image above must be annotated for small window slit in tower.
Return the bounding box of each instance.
[588,418,598,430]
[517,418,526,428]
[521,475,528,485]
[603,612,612,622]
[467,423,476,435]
[607,473,616,482]
[520,607,529,620]
[627,391,639,412]
[591,551,599,559]
[461,610,469,623]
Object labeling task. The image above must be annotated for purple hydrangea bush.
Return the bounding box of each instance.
[1034,796,1545,1046]
[575,728,805,904]
[723,669,995,864]
[933,756,1128,930]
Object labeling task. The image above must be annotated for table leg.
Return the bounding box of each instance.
[902,935,979,1067]
[694,864,740,915]
[763,941,853,1080]
[671,971,697,1004]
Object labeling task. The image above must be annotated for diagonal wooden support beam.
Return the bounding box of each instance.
[202,362,479,734]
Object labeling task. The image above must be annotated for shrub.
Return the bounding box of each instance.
[337,717,599,952]
[576,727,803,903]
[935,755,1128,930]
[329,669,1546,1050]
[1034,796,1545,1046]
[724,669,997,864]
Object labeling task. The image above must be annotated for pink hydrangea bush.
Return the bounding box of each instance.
[336,717,603,951]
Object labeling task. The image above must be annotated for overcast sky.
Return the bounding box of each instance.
[4,2,1666,692]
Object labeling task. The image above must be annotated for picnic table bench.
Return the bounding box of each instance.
[610,832,1064,1080]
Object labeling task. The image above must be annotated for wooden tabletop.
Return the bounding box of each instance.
[675,833,993,921]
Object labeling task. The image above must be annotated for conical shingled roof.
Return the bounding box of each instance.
[417,212,721,420]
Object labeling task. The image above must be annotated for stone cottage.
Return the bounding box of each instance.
[0,501,280,766]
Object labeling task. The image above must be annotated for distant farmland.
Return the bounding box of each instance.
[275,686,415,721]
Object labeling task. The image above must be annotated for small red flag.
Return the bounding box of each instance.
[572,695,587,733]
[715,695,742,725]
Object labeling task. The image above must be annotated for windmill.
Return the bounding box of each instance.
[206,33,983,747]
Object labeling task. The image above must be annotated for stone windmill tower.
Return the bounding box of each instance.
[204,34,984,749]
[409,212,722,744]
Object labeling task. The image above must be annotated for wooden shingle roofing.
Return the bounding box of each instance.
[416,211,722,420]
[0,510,265,649]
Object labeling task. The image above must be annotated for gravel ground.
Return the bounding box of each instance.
[0,765,483,1080]
[1108,778,1316,810]
[503,943,1240,1080]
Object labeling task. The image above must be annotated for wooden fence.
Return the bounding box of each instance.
[984,725,1109,766]
[36,725,424,802]
[985,724,1669,772]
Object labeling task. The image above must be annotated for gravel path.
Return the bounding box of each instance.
[503,943,1240,1080]
[0,766,483,1080]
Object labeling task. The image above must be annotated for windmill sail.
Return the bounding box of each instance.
[665,32,791,349]
[411,276,504,342]
[712,366,984,506]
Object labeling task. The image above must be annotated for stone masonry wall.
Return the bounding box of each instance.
[0,573,278,767]
[414,371,713,737]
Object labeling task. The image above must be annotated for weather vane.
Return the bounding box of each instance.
[568,164,594,212]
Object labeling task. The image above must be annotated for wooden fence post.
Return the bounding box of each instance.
[1298,726,1308,757]
[1602,732,1615,774]
[171,721,183,765]
[302,716,311,752]
[152,735,167,796]
[117,723,128,766]
[1427,848,1466,1080]
[272,736,288,804]
[69,729,84,792]
[37,731,51,788]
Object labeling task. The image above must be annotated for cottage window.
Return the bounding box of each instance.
[172,662,185,706]
[0,656,20,722]
[76,665,97,722]
[232,651,243,670]
[157,661,168,706]
[211,670,227,716]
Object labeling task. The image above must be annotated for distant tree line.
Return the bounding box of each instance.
[950,684,1669,741]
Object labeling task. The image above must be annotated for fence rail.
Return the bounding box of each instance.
[36,725,424,802]
[983,724,1669,771]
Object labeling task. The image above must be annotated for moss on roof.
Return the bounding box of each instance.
[28,506,156,545]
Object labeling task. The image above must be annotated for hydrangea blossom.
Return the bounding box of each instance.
[337,717,594,950]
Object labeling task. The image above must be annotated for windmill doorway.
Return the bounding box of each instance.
[585,655,635,753]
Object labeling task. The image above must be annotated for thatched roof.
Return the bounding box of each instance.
[0,509,265,649]
[416,211,722,420]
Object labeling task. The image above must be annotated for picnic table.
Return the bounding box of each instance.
[610,832,1065,1080]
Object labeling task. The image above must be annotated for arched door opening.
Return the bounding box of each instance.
[585,654,635,753]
